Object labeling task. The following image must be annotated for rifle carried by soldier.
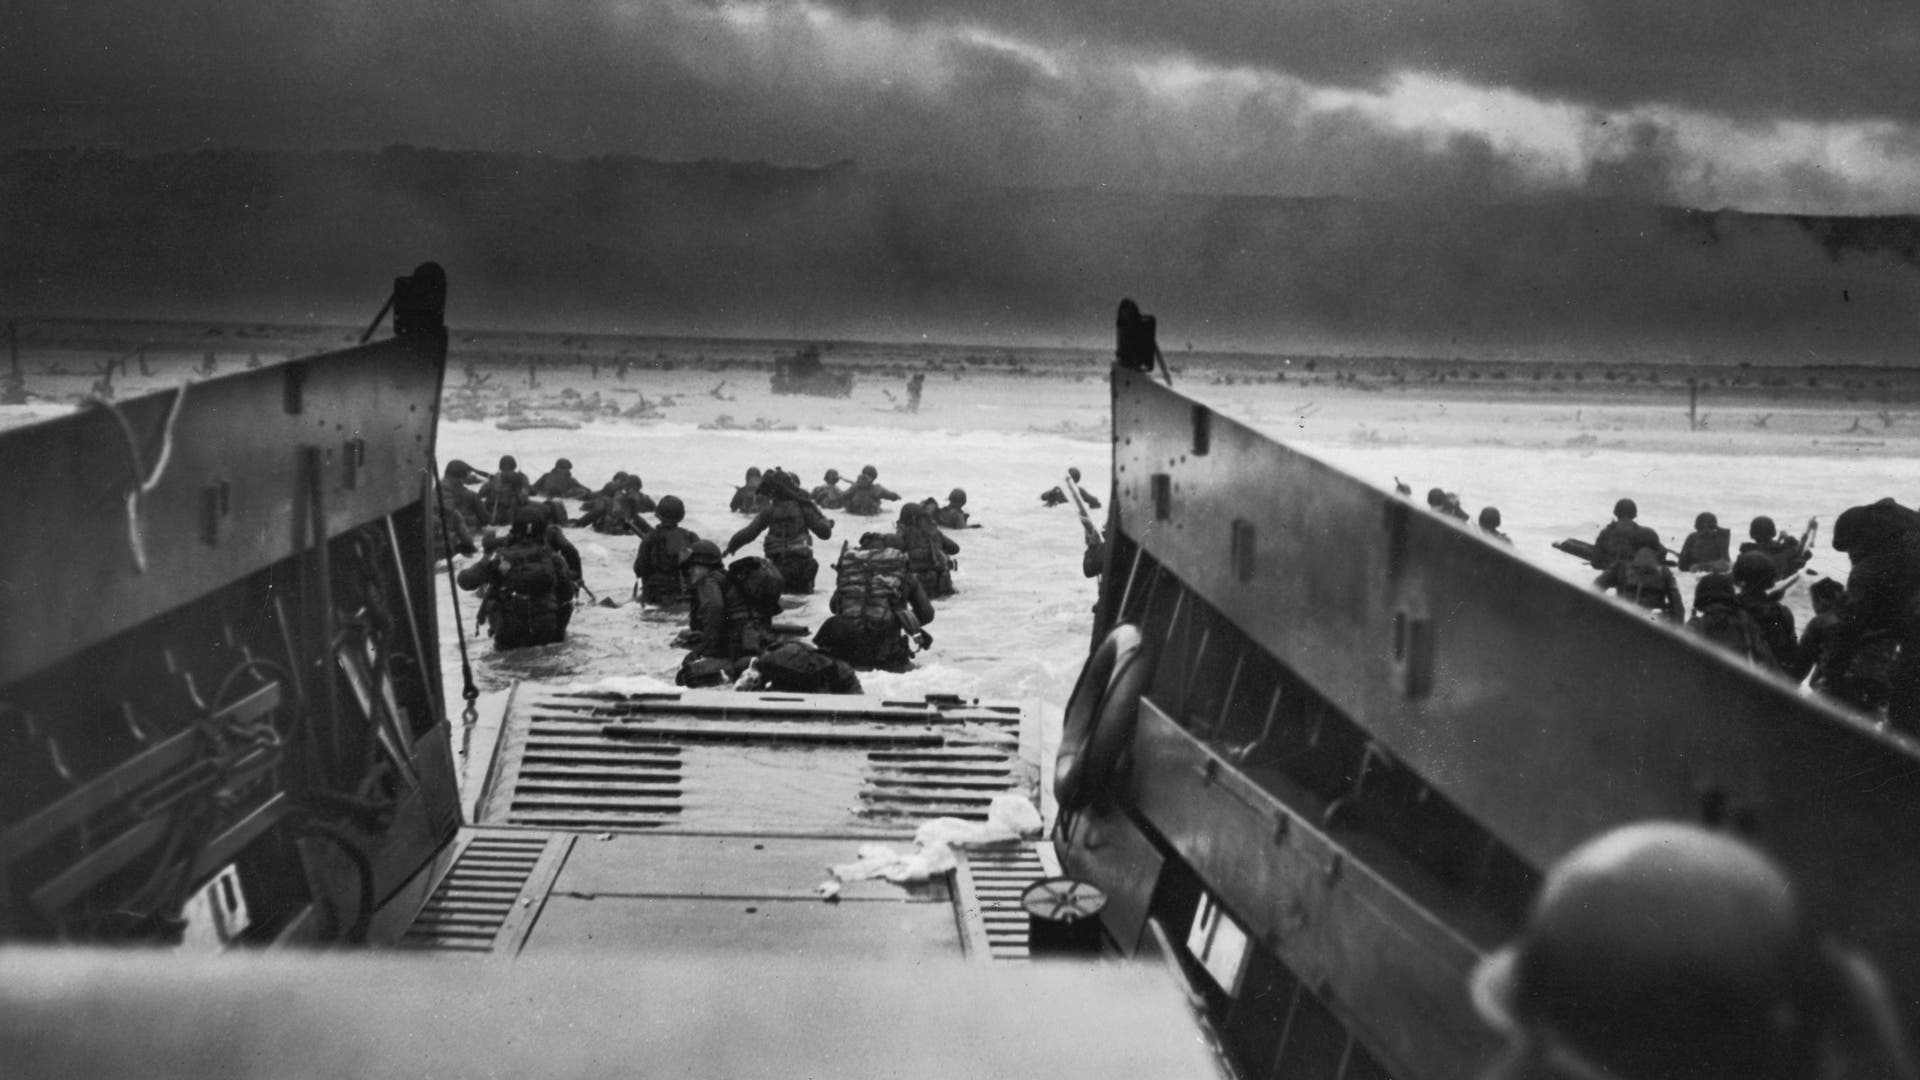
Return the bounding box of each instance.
[1064,470,1100,547]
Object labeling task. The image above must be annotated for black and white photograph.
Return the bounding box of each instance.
[4,2,1920,1078]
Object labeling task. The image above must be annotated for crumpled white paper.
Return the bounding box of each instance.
[829,841,958,884]
[913,794,1043,849]
[821,795,1043,892]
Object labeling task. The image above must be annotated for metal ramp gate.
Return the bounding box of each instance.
[477,689,1035,836]
[416,688,1061,963]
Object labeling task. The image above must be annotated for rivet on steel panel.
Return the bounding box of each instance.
[199,480,230,546]
[1280,897,1306,932]
[343,437,366,489]
[1383,496,1410,579]
[1402,618,1433,699]
[1230,519,1257,582]
[282,361,307,414]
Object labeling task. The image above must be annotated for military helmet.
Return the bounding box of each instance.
[655,495,685,523]
[510,505,547,539]
[1696,511,1718,531]
[1427,487,1450,507]
[1732,551,1778,590]
[758,471,802,500]
[1479,506,1502,529]
[500,455,518,472]
[1472,821,1819,1080]
[861,464,878,479]
[1808,578,1844,610]
[680,539,723,568]
[1068,466,1082,482]
[1614,498,1638,520]
[898,501,927,524]
[949,488,966,506]
[1694,572,1737,608]
[1751,515,1778,541]
[824,468,841,483]
[556,457,573,470]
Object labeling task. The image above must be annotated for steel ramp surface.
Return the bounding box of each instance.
[412,687,1056,963]
[478,688,1037,837]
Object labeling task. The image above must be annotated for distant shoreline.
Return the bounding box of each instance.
[8,317,1918,417]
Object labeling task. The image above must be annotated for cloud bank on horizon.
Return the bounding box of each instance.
[9,0,1920,215]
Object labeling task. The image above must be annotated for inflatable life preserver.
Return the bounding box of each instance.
[1055,624,1149,812]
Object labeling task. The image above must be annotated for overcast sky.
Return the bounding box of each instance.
[8,0,1920,214]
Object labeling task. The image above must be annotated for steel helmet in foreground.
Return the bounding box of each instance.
[1471,821,1916,1080]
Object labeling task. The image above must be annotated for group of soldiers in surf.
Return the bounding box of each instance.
[438,455,613,651]
[1404,479,1512,543]
[1552,494,1919,734]
[1405,474,1919,733]
[438,452,974,695]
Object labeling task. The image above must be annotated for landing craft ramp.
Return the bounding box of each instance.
[475,687,1034,833]
[1057,366,1920,1079]
[387,687,1065,963]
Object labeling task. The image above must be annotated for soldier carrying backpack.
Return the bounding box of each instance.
[893,501,958,598]
[815,533,935,671]
[674,540,764,687]
[1595,544,1685,623]
[744,641,864,694]
[1687,572,1776,670]
[724,470,833,593]
[456,506,571,650]
[632,495,699,607]
[1731,551,1801,679]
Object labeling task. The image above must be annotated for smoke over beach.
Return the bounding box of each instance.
[6,149,1919,363]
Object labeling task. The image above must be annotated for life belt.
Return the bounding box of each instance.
[1055,624,1149,812]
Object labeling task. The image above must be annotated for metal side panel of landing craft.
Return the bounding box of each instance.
[1101,368,1920,962]
[1055,367,1920,1080]
[0,336,446,687]
[0,285,459,949]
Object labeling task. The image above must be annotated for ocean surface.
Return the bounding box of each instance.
[431,374,1914,792]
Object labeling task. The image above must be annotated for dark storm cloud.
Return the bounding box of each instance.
[5,0,1917,213]
[2,1,710,152]
[824,0,1920,127]
[2,1,1532,196]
